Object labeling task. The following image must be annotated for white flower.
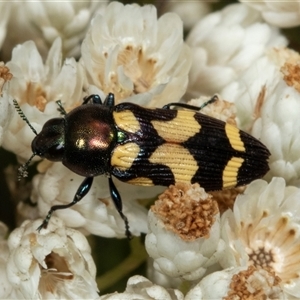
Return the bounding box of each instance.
[145,183,223,281]
[163,1,211,31]
[32,162,163,238]
[81,1,191,107]
[0,2,11,50]
[186,3,287,98]
[221,178,300,298]
[188,94,237,125]
[2,1,107,60]
[222,47,300,186]
[0,63,13,146]
[100,275,183,300]
[2,38,86,161]
[0,222,12,298]
[6,217,99,300]
[185,266,286,299]
[147,258,182,290]
[240,0,300,28]
[0,93,13,147]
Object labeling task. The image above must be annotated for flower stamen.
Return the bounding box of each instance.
[151,182,219,241]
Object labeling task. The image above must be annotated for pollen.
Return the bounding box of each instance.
[117,45,156,94]
[26,81,47,111]
[0,62,12,93]
[225,266,283,299]
[151,182,219,241]
[210,186,245,214]
[248,247,274,268]
[280,49,300,92]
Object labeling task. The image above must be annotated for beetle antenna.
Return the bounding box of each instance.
[13,99,38,180]
[56,100,67,116]
[17,152,36,180]
[13,99,38,135]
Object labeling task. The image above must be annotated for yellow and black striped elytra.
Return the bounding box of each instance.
[111,103,269,190]
[14,93,270,238]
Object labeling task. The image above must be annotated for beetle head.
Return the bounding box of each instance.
[31,118,65,161]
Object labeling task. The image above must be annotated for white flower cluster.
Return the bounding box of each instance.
[81,3,190,107]
[241,0,300,28]
[1,218,99,299]
[146,178,300,298]
[1,1,107,61]
[0,0,300,299]
[186,3,287,98]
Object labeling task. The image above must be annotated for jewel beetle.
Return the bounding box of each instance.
[14,93,270,238]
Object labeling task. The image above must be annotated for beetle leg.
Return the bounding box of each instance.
[37,176,94,231]
[108,177,132,239]
[103,93,115,107]
[82,93,115,106]
[163,95,218,111]
[82,94,102,105]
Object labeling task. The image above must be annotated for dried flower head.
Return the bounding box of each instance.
[226,266,282,299]
[185,266,285,299]
[146,183,222,281]
[151,183,218,241]
[280,49,300,92]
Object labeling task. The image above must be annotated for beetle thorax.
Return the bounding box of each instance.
[63,105,117,177]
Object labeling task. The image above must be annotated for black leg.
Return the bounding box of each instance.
[163,95,218,111]
[83,94,102,105]
[37,177,94,231]
[103,93,115,107]
[108,177,132,239]
[82,93,115,106]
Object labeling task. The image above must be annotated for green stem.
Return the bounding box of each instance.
[96,237,148,291]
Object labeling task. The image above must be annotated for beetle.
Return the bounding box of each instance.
[14,93,270,238]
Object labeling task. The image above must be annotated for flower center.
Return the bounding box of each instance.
[248,247,274,268]
[118,45,157,94]
[243,216,300,284]
[26,81,47,111]
[39,252,73,294]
